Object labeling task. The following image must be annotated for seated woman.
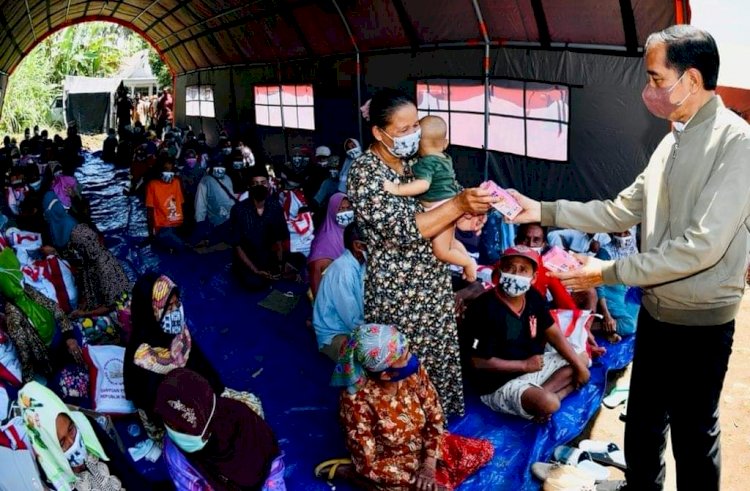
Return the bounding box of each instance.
[0,246,82,383]
[18,381,151,491]
[155,368,285,491]
[307,192,352,298]
[594,229,641,343]
[124,272,225,441]
[42,191,130,344]
[320,323,493,491]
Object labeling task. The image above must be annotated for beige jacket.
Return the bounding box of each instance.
[542,96,750,325]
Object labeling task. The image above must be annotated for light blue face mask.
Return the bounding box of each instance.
[165,394,216,453]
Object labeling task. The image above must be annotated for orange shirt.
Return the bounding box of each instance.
[146,178,184,231]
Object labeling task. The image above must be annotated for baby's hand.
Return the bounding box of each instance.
[383,180,399,194]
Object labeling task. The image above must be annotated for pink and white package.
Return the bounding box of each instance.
[479,181,522,220]
[542,246,582,273]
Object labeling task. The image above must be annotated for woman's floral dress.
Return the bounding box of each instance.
[347,150,464,415]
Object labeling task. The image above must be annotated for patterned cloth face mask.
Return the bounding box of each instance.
[336,210,355,228]
[381,128,421,159]
[499,272,532,297]
[161,305,185,335]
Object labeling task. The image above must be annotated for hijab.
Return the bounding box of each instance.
[18,382,108,491]
[331,323,408,394]
[124,272,224,414]
[42,191,78,249]
[155,368,279,491]
[307,192,347,264]
[338,139,362,193]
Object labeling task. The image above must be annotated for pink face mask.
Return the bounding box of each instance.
[641,73,690,120]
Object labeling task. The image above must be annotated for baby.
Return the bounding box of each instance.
[384,115,476,281]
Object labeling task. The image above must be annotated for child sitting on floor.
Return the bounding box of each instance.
[383,115,477,281]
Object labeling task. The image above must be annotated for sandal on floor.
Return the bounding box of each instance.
[602,386,629,409]
[552,446,610,481]
[578,440,627,471]
[314,458,352,481]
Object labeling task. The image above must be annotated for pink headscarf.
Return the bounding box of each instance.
[307,193,347,264]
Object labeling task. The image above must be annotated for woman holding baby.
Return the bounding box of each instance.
[346,88,496,415]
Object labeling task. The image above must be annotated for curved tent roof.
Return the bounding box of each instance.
[0,0,683,76]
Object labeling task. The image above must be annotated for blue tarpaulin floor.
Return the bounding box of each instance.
[78,153,634,491]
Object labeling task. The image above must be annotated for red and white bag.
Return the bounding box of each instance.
[548,309,598,362]
[0,329,22,387]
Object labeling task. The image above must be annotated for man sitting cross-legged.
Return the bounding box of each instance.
[463,246,590,422]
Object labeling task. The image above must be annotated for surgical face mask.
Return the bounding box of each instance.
[63,426,88,468]
[317,158,329,167]
[161,171,175,183]
[232,161,244,169]
[221,147,231,155]
[531,246,544,254]
[499,272,533,297]
[614,235,635,249]
[213,167,226,178]
[641,73,691,120]
[250,184,269,201]
[384,354,420,382]
[185,158,197,168]
[346,147,362,159]
[381,128,421,158]
[329,169,340,178]
[160,305,184,334]
[165,395,216,453]
[335,210,354,228]
[29,179,42,191]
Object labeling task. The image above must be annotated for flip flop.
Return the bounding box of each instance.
[314,458,352,481]
[579,440,627,471]
[552,445,610,481]
[602,386,629,409]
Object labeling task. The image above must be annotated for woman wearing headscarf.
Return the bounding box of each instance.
[18,381,150,491]
[155,368,285,491]
[46,162,81,210]
[307,193,353,298]
[124,272,224,440]
[318,324,493,491]
[42,191,130,344]
[0,246,82,382]
[338,138,362,193]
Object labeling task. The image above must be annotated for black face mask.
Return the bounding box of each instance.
[251,185,269,201]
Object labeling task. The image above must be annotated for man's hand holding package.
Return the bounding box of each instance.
[550,253,605,291]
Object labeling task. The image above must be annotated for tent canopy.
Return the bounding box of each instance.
[0,0,680,76]
[63,74,120,94]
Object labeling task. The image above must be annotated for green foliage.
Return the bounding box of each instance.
[0,21,158,134]
[148,50,172,90]
[0,48,56,134]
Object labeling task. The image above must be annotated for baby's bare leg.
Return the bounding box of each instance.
[431,224,477,281]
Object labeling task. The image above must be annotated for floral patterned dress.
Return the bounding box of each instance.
[340,366,493,490]
[347,150,464,415]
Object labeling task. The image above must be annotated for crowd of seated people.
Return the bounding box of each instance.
[0,95,639,490]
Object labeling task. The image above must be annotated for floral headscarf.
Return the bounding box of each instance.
[18,382,108,491]
[152,275,177,321]
[331,324,408,394]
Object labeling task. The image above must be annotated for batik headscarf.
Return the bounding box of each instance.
[133,274,191,374]
[18,381,108,491]
[331,323,408,394]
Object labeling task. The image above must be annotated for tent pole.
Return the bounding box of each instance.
[331,0,363,146]
[471,0,490,182]
[356,52,363,146]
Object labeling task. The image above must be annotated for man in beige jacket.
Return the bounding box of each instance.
[509,25,750,491]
